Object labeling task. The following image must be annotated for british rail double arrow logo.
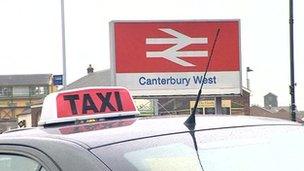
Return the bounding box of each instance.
[146,28,208,67]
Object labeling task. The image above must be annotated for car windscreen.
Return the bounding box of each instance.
[91,125,304,171]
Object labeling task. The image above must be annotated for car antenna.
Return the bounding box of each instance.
[184,28,221,129]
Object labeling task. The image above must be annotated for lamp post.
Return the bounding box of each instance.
[61,0,67,87]
[289,0,296,121]
[246,67,253,90]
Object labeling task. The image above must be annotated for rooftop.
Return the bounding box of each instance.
[61,70,111,91]
[0,74,52,86]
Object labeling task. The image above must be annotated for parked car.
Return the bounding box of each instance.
[1,87,303,171]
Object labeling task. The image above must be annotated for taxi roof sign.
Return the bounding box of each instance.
[39,87,139,126]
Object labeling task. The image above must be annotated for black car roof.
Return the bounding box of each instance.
[1,115,300,149]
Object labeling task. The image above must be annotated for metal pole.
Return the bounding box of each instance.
[246,67,253,90]
[289,0,296,121]
[61,0,67,87]
[246,70,249,90]
[215,97,222,114]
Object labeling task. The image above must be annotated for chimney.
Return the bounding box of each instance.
[87,64,94,74]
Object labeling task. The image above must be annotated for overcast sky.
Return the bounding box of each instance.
[0,0,303,110]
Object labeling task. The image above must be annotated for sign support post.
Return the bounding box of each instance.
[289,0,296,121]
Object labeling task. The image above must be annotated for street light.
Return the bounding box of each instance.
[246,67,253,90]
[61,0,67,87]
[289,0,296,121]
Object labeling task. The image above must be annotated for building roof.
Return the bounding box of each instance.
[0,74,52,86]
[268,106,290,113]
[0,121,18,133]
[250,105,273,114]
[252,106,290,114]
[264,92,277,97]
[18,108,31,116]
[250,105,304,122]
[62,69,250,97]
[61,70,111,91]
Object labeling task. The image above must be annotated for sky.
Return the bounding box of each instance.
[0,0,303,110]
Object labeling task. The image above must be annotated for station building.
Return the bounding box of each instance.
[0,74,57,131]
[62,69,250,116]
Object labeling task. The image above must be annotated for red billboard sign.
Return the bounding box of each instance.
[114,21,240,73]
[110,20,241,95]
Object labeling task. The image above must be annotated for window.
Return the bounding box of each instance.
[221,107,231,114]
[190,108,204,114]
[204,107,215,114]
[30,86,48,96]
[0,87,11,97]
[12,86,29,97]
[92,132,202,170]
[92,126,304,171]
[0,154,45,171]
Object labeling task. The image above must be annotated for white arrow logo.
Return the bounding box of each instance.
[146,28,208,67]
